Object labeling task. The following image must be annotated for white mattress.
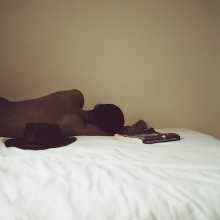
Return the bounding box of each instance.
[0,129,220,220]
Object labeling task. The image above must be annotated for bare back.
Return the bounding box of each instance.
[0,90,84,138]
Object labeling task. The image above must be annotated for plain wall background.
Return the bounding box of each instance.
[0,0,219,138]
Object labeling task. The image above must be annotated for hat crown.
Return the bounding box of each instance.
[24,123,67,145]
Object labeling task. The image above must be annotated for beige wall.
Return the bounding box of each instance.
[0,0,219,138]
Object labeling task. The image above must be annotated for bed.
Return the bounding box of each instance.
[0,129,220,220]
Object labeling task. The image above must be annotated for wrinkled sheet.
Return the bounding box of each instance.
[0,129,220,220]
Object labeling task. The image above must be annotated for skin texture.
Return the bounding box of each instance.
[0,90,108,138]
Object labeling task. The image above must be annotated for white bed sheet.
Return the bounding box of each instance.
[0,129,220,220]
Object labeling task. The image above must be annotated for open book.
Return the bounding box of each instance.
[115,128,181,144]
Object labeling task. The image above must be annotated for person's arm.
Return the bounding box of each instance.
[120,120,148,135]
[58,114,110,136]
[77,123,110,136]
[67,89,84,109]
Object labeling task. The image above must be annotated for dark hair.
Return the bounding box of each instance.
[93,104,124,134]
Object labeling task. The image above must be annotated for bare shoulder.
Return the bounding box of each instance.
[68,89,84,100]
[0,97,11,107]
[49,89,84,108]
[48,89,83,98]
[58,113,108,136]
[0,97,10,102]
[66,89,84,108]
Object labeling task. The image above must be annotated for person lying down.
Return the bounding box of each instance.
[0,89,127,149]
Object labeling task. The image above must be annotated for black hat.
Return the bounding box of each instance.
[5,123,76,150]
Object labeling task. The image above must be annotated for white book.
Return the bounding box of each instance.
[114,134,144,144]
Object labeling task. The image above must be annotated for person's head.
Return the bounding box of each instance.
[92,104,124,134]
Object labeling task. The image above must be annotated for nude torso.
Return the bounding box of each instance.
[0,90,84,138]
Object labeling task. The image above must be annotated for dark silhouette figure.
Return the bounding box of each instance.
[0,90,125,140]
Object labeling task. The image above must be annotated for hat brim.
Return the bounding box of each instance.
[5,136,77,150]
